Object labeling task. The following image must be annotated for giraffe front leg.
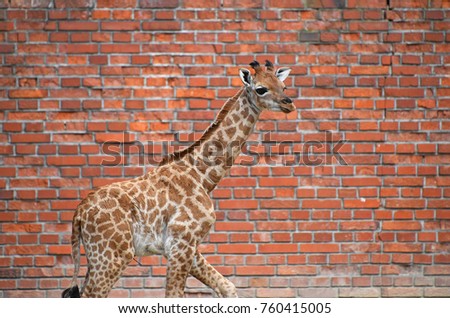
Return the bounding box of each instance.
[190,251,237,298]
[165,238,195,298]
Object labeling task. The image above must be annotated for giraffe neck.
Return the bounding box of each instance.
[173,87,261,193]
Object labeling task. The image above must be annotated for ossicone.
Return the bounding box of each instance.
[265,60,274,72]
[249,60,262,73]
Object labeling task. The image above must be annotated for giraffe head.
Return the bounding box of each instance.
[239,60,296,114]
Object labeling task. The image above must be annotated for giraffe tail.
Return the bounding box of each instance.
[62,210,82,298]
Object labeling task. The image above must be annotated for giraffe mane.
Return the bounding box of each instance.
[159,87,245,166]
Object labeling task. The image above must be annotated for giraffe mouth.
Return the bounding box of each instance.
[280,104,296,113]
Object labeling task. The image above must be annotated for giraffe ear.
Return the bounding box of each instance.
[239,68,253,87]
[276,67,291,82]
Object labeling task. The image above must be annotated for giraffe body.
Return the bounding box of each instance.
[62,61,295,298]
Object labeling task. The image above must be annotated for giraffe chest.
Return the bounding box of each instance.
[132,221,166,257]
[130,191,172,257]
[126,167,215,257]
[133,205,175,257]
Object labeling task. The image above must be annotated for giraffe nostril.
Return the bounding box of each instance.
[282,97,292,104]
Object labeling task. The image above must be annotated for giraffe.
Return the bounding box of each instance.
[62,60,295,298]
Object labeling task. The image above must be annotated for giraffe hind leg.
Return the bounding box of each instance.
[80,196,135,297]
[81,223,134,297]
[81,250,133,298]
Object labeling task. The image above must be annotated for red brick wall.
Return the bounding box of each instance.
[1,0,449,297]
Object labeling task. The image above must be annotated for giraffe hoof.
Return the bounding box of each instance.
[62,285,80,298]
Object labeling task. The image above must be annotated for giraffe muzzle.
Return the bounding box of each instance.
[280,99,296,113]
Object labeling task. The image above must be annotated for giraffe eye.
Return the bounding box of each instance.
[255,87,268,95]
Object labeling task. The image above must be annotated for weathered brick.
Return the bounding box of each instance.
[139,0,179,8]
[339,287,381,297]
[382,287,423,297]
[54,0,95,8]
[389,0,428,8]
[10,0,52,7]
[97,0,137,7]
[223,0,262,8]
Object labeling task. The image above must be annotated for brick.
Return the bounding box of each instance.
[347,0,385,8]
[299,31,320,42]
[9,89,47,99]
[382,287,422,297]
[142,21,181,30]
[0,3,447,298]
[341,222,378,231]
[236,266,275,276]
[101,22,140,31]
[47,156,86,166]
[438,232,450,243]
[139,0,179,7]
[298,287,338,297]
[219,200,258,210]
[54,0,95,8]
[259,177,297,187]
[385,88,425,98]
[389,0,428,8]
[10,0,52,7]
[350,66,390,75]
[424,288,450,297]
[60,44,98,54]
[383,221,422,231]
[97,0,137,7]
[344,199,380,208]
[302,200,341,209]
[215,222,253,232]
[10,134,50,143]
[339,288,381,297]
[349,22,389,31]
[344,88,380,97]
[261,200,298,209]
[300,244,339,253]
[101,44,140,53]
[223,0,262,8]
[59,21,98,31]
[259,244,298,254]
[384,243,422,253]
[385,200,426,209]
[95,133,135,143]
[278,266,316,276]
